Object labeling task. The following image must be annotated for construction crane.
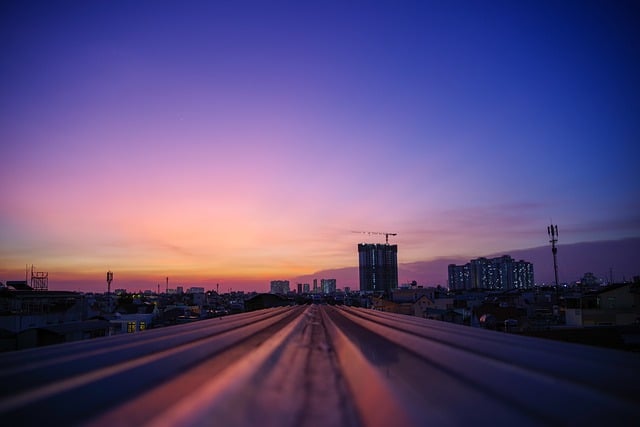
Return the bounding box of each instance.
[352,230,397,244]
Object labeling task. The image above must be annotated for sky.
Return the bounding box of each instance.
[1,1,639,292]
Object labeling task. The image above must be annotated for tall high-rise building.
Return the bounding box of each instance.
[358,243,398,292]
[270,280,290,294]
[321,279,337,294]
[448,256,533,290]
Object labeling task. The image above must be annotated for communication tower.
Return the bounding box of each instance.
[547,223,559,287]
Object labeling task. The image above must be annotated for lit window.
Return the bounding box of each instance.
[127,321,136,333]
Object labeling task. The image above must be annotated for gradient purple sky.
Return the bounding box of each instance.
[1,1,639,292]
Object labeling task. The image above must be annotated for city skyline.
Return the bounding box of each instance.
[1,1,639,292]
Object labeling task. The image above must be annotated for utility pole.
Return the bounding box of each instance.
[547,224,559,287]
[106,271,114,313]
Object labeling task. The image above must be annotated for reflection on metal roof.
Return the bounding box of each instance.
[0,305,638,426]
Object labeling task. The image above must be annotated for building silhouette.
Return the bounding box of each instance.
[270,280,290,294]
[448,255,533,291]
[358,243,398,292]
[321,279,337,294]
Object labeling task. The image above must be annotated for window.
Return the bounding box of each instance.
[139,321,146,331]
[127,321,136,333]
